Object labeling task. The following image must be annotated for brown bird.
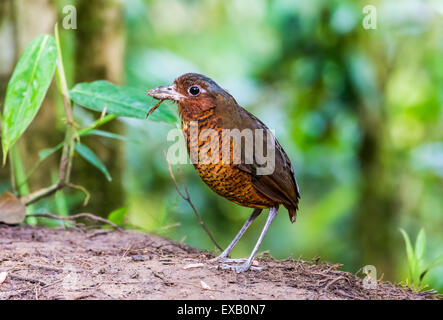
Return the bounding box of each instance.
[147,73,300,272]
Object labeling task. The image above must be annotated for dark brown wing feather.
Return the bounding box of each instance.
[216,94,300,222]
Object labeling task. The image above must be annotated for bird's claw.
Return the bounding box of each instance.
[219,263,263,273]
[209,256,247,264]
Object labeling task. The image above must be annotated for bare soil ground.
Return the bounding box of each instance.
[0,225,438,300]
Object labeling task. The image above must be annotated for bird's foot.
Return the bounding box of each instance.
[208,256,263,272]
[219,262,263,273]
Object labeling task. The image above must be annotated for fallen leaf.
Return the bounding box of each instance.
[0,191,26,224]
[200,280,211,290]
[183,263,205,270]
[0,272,8,285]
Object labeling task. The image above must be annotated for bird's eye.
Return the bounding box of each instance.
[188,86,200,96]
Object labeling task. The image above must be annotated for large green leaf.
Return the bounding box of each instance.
[1,34,57,163]
[70,81,177,123]
[74,143,112,181]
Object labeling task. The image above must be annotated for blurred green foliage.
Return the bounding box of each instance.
[400,228,443,289]
[121,0,443,292]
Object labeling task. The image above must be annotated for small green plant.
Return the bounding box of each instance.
[399,228,443,290]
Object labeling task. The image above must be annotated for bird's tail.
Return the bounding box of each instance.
[285,205,298,223]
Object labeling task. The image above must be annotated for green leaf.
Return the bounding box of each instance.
[26,127,128,185]
[16,142,64,189]
[70,81,177,123]
[107,206,128,225]
[74,143,112,181]
[1,34,57,163]
[414,228,426,261]
[424,255,443,274]
[39,142,64,161]
[83,129,141,144]
[420,255,443,283]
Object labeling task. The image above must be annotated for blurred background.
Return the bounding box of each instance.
[0,0,442,292]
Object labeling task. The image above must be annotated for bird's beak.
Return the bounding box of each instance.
[146,84,185,102]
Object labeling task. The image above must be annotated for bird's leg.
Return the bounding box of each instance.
[209,208,262,263]
[221,206,278,273]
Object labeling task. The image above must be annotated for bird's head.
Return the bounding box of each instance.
[147,73,231,118]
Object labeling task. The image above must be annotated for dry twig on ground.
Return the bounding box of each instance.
[26,213,121,230]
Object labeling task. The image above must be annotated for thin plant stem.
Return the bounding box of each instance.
[163,150,223,252]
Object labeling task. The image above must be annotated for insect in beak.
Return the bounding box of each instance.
[145,99,164,119]
[146,84,186,119]
[146,84,185,101]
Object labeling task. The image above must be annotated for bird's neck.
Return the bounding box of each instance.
[178,102,216,122]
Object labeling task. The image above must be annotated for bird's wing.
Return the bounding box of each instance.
[218,99,300,220]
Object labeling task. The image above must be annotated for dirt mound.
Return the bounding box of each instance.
[0,225,438,300]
